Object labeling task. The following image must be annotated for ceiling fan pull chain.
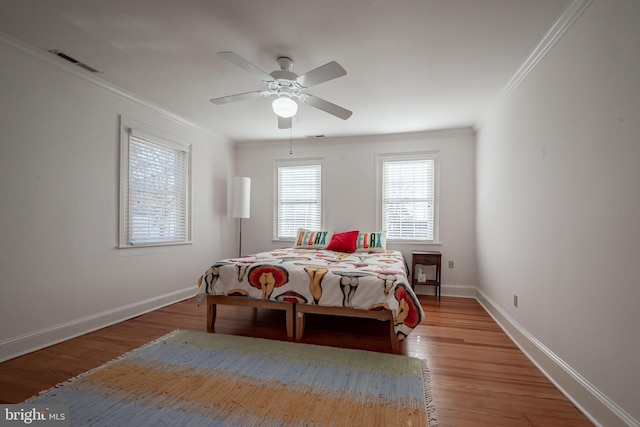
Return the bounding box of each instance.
[289,126,293,156]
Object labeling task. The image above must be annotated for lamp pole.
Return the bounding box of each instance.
[232,176,251,258]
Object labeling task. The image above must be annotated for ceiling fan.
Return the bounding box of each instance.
[210,51,352,129]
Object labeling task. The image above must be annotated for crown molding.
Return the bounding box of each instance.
[0,31,216,137]
[475,0,594,131]
[502,0,593,98]
[237,126,475,149]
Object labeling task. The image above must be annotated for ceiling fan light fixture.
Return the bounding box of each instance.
[272,96,298,118]
[212,51,351,128]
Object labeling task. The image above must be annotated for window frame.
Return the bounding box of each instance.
[376,151,440,243]
[273,158,325,241]
[119,116,192,249]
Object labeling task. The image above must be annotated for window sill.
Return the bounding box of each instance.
[272,238,295,244]
[387,240,442,246]
[117,241,192,256]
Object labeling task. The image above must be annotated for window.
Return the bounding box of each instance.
[119,118,191,248]
[378,153,438,242]
[274,160,323,239]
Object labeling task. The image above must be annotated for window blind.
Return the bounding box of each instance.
[276,163,322,239]
[126,133,189,245]
[382,158,435,240]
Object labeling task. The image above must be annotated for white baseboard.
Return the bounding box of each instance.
[0,287,196,363]
[476,288,639,427]
[442,283,476,298]
[414,283,476,298]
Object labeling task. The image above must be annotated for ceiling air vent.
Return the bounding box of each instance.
[48,50,101,73]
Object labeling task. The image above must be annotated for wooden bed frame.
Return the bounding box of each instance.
[207,295,295,338]
[206,295,401,353]
[295,303,400,353]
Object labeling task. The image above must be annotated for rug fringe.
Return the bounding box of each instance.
[24,329,182,403]
[421,358,438,427]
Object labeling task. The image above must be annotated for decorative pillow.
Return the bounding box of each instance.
[294,229,334,249]
[326,230,360,253]
[355,231,387,252]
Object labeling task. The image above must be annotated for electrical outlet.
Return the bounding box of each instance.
[448,260,454,268]
[513,294,518,307]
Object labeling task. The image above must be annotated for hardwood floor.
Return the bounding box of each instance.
[0,296,592,426]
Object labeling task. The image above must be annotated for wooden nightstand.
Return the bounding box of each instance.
[411,251,442,300]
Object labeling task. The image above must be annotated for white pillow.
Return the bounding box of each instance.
[294,229,334,249]
[355,231,387,252]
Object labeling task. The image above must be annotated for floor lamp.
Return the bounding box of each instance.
[232,177,251,257]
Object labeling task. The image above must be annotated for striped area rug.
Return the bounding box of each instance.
[27,330,436,426]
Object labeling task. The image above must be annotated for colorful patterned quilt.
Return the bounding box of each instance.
[197,248,424,340]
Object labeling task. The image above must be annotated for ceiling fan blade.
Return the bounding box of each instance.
[296,61,346,88]
[303,95,352,120]
[217,51,273,82]
[278,116,292,129]
[210,90,269,105]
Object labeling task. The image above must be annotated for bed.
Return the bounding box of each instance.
[196,244,424,353]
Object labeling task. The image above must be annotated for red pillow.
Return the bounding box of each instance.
[326,230,360,253]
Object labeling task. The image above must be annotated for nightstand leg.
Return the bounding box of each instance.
[437,263,441,301]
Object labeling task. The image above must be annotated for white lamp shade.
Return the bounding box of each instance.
[232,176,251,219]
[272,96,298,118]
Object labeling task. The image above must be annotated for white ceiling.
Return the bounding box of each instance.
[0,0,570,142]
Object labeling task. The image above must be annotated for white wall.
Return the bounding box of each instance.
[0,37,236,361]
[476,0,640,424]
[236,129,477,295]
